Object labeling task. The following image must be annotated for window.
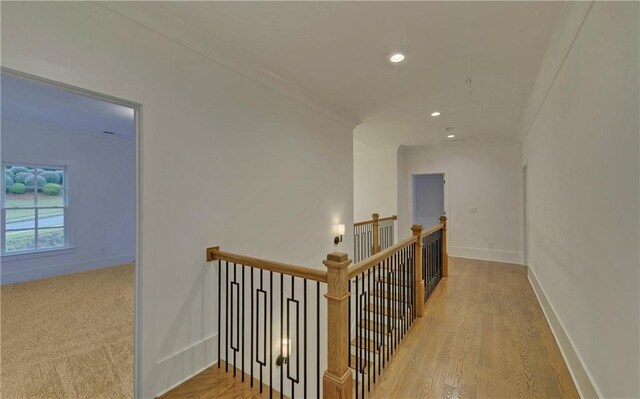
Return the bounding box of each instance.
[2,163,67,254]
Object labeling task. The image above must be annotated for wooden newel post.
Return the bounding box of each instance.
[439,216,448,277]
[372,213,380,254]
[411,225,425,317]
[323,252,353,399]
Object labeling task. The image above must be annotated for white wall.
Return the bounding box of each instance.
[353,146,398,223]
[402,143,523,264]
[412,173,444,229]
[1,121,135,284]
[522,2,639,398]
[1,2,354,397]
[396,145,409,237]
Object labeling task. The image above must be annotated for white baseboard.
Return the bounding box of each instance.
[152,333,217,398]
[449,245,523,264]
[527,267,601,399]
[1,254,135,285]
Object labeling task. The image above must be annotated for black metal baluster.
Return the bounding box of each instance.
[392,252,397,352]
[233,263,237,377]
[355,273,359,399]
[316,280,320,399]
[348,280,351,369]
[373,263,377,382]
[270,271,273,399]
[251,267,254,387]
[225,261,229,372]
[386,258,391,363]
[412,244,416,322]
[242,265,245,381]
[377,261,381,375]
[218,260,221,368]
[259,270,265,392]
[304,279,307,399]
[367,269,371,392]
[289,275,296,399]
[401,248,404,336]
[280,273,284,399]
[400,248,405,338]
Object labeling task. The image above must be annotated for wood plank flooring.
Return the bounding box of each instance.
[367,257,579,399]
[159,257,578,399]
[159,361,278,399]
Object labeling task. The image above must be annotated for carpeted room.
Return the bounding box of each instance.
[1,72,137,399]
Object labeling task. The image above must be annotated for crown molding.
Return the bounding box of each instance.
[517,1,594,142]
[97,2,361,130]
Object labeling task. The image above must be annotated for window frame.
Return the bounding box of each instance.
[1,162,69,256]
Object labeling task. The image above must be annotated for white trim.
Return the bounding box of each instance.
[1,67,144,399]
[1,245,77,261]
[449,246,523,265]
[528,266,602,399]
[518,2,595,141]
[96,2,361,131]
[152,333,218,398]
[1,254,135,285]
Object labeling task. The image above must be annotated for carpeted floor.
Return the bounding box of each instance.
[1,264,134,399]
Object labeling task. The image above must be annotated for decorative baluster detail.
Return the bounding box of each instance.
[440,216,448,277]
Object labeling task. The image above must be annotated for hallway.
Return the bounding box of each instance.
[368,257,579,399]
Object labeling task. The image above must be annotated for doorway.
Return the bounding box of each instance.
[412,173,445,228]
[0,69,141,398]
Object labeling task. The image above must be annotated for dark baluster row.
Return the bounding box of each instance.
[217,261,323,398]
[378,220,395,251]
[354,223,374,263]
[349,242,416,398]
[422,229,443,302]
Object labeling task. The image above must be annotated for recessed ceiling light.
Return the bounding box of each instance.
[447,134,456,139]
[430,111,441,117]
[389,53,405,63]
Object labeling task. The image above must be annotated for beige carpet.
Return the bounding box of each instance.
[1,264,134,399]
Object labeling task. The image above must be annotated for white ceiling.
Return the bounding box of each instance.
[1,73,135,138]
[109,1,560,150]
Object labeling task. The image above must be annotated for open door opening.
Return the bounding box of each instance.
[1,69,140,398]
[412,173,445,228]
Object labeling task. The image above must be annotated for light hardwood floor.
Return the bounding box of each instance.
[159,361,275,399]
[159,257,578,399]
[367,257,579,399]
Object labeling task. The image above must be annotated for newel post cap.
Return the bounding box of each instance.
[411,224,423,236]
[372,213,379,221]
[323,252,352,269]
[439,215,448,224]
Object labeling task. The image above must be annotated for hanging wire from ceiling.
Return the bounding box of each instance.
[465,2,473,95]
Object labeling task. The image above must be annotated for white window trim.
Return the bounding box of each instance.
[2,162,70,257]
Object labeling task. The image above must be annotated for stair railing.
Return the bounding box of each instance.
[353,214,397,263]
[205,216,447,399]
[329,217,447,398]
[206,246,328,399]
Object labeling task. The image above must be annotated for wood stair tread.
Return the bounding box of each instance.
[350,337,383,353]
[366,303,406,319]
[358,319,393,335]
[371,289,411,302]
[377,277,412,287]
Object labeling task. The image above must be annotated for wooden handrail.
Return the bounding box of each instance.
[421,222,445,238]
[353,214,397,226]
[348,235,416,279]
[379,215,398,223]
[348,221,445,279]
[206,246,328,283]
